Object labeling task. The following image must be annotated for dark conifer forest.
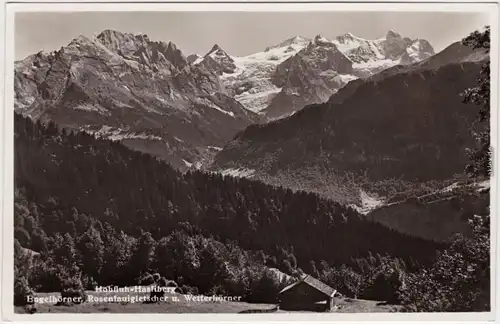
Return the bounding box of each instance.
[14,113,442,301]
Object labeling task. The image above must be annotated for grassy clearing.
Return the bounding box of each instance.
[333,297,402,313]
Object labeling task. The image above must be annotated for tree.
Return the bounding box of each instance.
[308,260,320,279]
[30,255,65,292]
[362,257,406,304]
[129,230,156,279]
[247,269,282,303]
[195,239,231,294]
[53,233,77,268]
[14,227,30,247]
[14,239,35,306]
[100,230,135,286]
[266,256,277,268]
[14,239,31,281]
[153,237,170,277]
[30,228,48,253]
[14,276,34,306]
[155,231,200,282]
[400,215,490,311]
[76,226,104,283]
[320,264,364,299]
[280,259,293,275]
[462,26,491,178]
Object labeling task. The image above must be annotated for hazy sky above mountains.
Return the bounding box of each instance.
[15,11,489,60]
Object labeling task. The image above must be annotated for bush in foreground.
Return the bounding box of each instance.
[14,277,34,306]
[59,276,87,305]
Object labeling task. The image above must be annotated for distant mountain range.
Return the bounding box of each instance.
[14,29,436,170]
[193,30,435,119]
[209,40,488,204]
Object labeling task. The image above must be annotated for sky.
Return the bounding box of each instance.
[15,11,490,60]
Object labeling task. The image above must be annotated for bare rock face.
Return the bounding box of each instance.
[199,44,237,75]
[263,35,355,118]
[15,29,259,171]
[400,39,435,65]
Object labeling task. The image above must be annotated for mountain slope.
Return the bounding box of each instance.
[210,42,487,207]
[14,29,259,170]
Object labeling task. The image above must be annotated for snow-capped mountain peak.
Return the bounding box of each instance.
[336,32,354,41]
[335,32,367,44]
[207,44,224,55]
[192,35,313,113]
[194,31,435,117]
[386,29,402,39]
[205,44,233,62]
[312,34,335,46]
[313,34,328,41]
[264,36,310,52]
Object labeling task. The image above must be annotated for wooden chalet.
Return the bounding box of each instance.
[278,274,337,312]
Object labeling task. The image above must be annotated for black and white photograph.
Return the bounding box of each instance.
[3,2,497,319]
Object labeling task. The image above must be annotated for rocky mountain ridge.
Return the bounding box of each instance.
[15,29,259,170]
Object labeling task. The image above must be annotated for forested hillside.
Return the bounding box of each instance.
[14,110,490,310]
[14,113,446,306]
[15,113,440,267]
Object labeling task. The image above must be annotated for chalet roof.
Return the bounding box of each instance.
[279,274,337,297]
